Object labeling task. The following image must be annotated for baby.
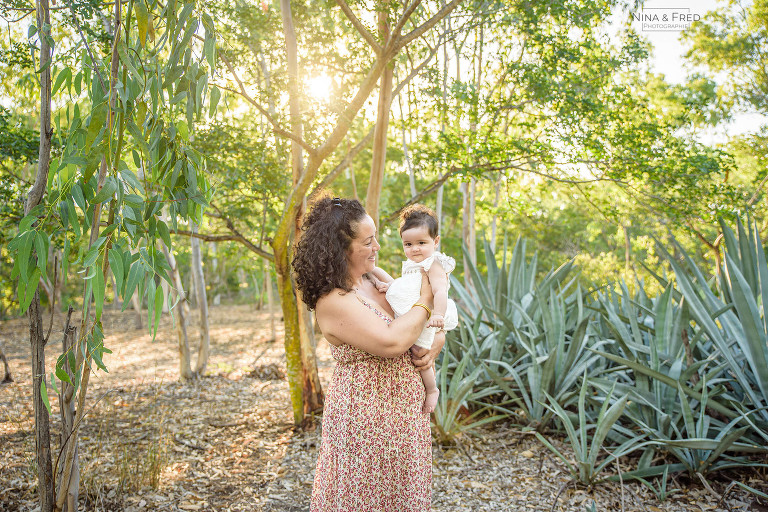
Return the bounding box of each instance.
[372,204,458,413]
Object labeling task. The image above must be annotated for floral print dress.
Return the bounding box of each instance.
[310,296,432,512]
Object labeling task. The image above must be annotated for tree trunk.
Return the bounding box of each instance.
[365,4,395,228]
[187,267,196,308]
[210,242,221,306]
[348,165,359,201]
[280,0,323,423]
[265,0,463,425]
[237,268,247,298]
[57,313,78,512]
[161,278,170,313]
[110,272,121,309]
[0,342,12,382]
[252,272,262,309]
[490,176,501,252]
[437,7,448,239]
[161,243,193,381]
[265,263,276,343]
[397,76,416,198]
[622,224,631,273]
[30,291,54,512]
[191,223,211,376]
[461,181,471,285]
[468,177,477,263]
[29,0,54,509]
[131,289,142,329]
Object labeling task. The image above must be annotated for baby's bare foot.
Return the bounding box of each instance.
[422,388,439,414]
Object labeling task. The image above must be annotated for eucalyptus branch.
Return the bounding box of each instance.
[310,37,441,196]
[747,171,768,206]
[216,52,316,155]
[334,0,381,53]
[381,168,458,224]
[392,0,464,54]
[43,255,57,344]
[310,127,375,198]
[391,0,423,40]
[170,228,274,261]
[67,3,108,94]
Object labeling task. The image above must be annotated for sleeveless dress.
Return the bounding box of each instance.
[310,296,432,512]
[385,251,459,349]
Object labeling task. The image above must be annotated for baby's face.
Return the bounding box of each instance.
[401,225,439,263]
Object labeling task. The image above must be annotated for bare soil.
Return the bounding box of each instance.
[1,304,766,511]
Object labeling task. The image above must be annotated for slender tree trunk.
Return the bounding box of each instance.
[29,1,54,509]
[278,0,324,423]
[366,5,394,228]
[237,268,247,298]
[190,223,210,376]
[131,290,142,329]
[622,224,631,273]
[437,6,449,238]
[210,243,221,306]
[187,267,196,308]
[265,263,276,343]
[468,177,476,263]
[161,243,193,381]
[490,176,501,252]
[252,272,262,309]
[348,165,359,201]
[57,312,78,512]
[110,273,121,309]
[161,278,170,313]
[436,186,444,237]
[366,69,394,226]
[0,342,12,382]
[30,290,53,512]
[461,181,471,285]
[397,75,416,198]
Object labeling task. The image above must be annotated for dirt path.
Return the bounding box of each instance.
[0,305,762,511]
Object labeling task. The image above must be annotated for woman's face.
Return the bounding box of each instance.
[346,215,380,278]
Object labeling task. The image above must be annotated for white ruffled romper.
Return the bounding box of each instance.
[385,251,459,349]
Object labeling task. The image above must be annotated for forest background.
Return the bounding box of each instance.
[2,0,768,510]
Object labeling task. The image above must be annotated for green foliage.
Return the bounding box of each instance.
[451,238,603,429]
[534,376,643,487]
[440,220,768,487]
[5,3,219,464]
[432,329,507,444]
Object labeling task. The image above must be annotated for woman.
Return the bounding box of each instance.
[292,197,444,511]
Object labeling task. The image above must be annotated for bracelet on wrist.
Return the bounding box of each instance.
[412,302,432,318]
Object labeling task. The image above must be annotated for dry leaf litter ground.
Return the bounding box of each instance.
[1,305,766,511]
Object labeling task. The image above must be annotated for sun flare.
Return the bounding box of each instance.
[306,74,333,102]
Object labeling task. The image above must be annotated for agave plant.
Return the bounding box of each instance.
[451,238,605,429]
[432,324,508,444]
[655,219,768,435]
[534,375,647,488]
[485,285,606,429]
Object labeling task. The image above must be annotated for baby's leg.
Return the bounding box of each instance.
[420,366,439,414]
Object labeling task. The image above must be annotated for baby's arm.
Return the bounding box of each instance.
[371,266,395,292]
[427,260,449,328]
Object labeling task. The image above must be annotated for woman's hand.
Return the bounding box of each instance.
[410,331,445,371]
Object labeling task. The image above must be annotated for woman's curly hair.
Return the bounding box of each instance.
[292,196,368,310]
[399,203,439,238]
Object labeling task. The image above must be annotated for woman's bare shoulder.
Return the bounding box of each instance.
[316,288,356,316]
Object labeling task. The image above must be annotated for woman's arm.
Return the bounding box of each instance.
[427,260,448,328]
[316,272,433,358]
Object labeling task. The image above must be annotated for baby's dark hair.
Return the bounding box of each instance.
[399,204,439,239]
